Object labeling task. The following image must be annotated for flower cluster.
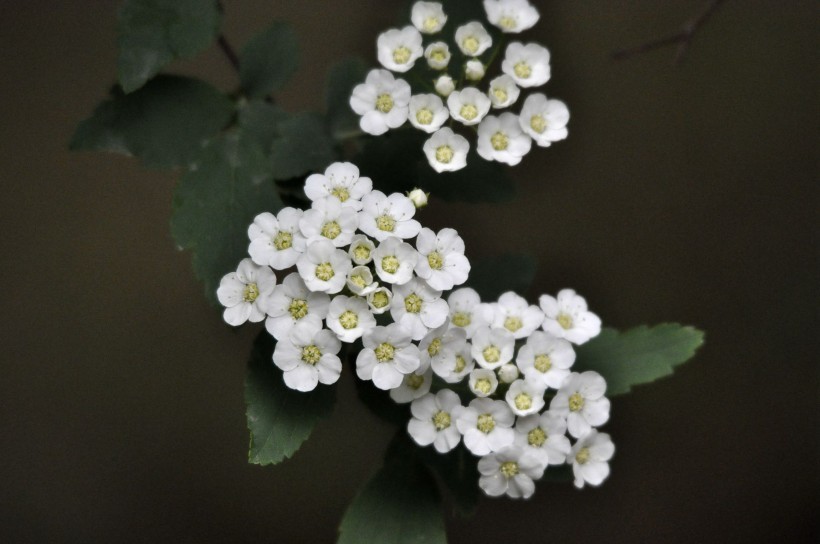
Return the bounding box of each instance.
[349,0,570,172]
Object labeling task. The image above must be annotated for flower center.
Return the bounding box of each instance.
[331,186,350,202]
[503,316,522,332]
[576,447,591,465]
[273,231,293,250]
[427,337,442,357]
[393,46,411,65]
[339,310,359,330]
[557,313,573,330]
[404,293,423,313]
[482,345,500,364]
[514,61,532,79]
[353,244,371,262]
[491,131,509,151]
[514,393,532,411]
[462,36,479,55]
[321,220,341,240]
[568,392,585,412]
[492,86,508,103]
[452,311,471,327]
[435,145,454,163]
[454,354,467,373]
[477,413,495,434]
[474,378,492,394]
[381,255,399,274]
[432,410,451,430]
[416,108,433,125]
[527,427,547,447]
[376,214,396,232]
[376,93,394,113]
[301,345,322,365]
[371,291,389,309]
[288,298,309,320]
[315,262,335,282]
[460,104,478,121]
[530,114,547,134]
[375,342,395,362]
[426,251,444,270]
[534,354,552,373]
[430,48,447,62]
[500,461,519,478]
[423,17,439,32]
[499,16,517,30]
[350,274,367,288]
[242,283,259,303]
[407,373,425,390]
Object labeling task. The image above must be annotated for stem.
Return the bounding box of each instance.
[217,34,241,73]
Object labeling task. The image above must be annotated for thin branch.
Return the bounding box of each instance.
[612,0,728,64]
[217,34,241,73]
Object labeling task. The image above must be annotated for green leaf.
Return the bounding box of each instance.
[170,131,282,304]
[245,332,336,465]
[574,324,705,396]
[417,444,479,518]
[465,253,537,300]
[238,100,288,154]
[325,57,368,139]
[270,112,336,180]
[70,76,234,169]
[117,0,221,93]
[239,21,299,99]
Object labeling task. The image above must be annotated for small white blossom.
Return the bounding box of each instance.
[390,358,433,404]
[487,74,520,109]
[348,234,375,265]
[447,87,491,126]
[346,265,378,296]
[514,411,572,468]
[464,59,485,81]
[505,379,546,417]
[263,272,329,341]
[356,323,421,390]
[456,397,515,455]
[476,112,533,165]
[447,287,487,338]
[377,26,424,72]
[516,331,575,389]
[373,237,418,285]
[272,320,342,392]
[497,363,519,384]
[423,127,469,172]
[551,371,610,438]
[304,162,373,210]
[247,208,306,270]
[414,227,470,291]
[519,93,569,147]
[469,368,499,397]
[408,94,449,133]
[434,74,455,96]
[424,42,451,70]
[570,430,615,489]
[501,42,551,88]
[419,321,457,366]
[217,258,276,326]
[478,446,544,499]
[411,1,448,34]
[367,286,393,314]
[539,289,602,344]
[326,295,376,343]
[471,327,515,369]
[407,188,429,208]
[390,277,449,340]
[408,390,464,453]
[299,197,359,248]
[359,190,422,241]
[485,291,543,338]
[350,69,411,136]
[455,21,493,56]
[432,336,474,383]
[483,0,539,33]
[295,239,352,294]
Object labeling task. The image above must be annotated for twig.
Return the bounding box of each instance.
[612,0,728,64]
[217,34,241,73]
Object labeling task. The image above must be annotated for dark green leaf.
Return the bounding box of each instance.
[117,0,221,93]
[239,21,299,98]
[271,112,336,180]
[70,76,234,169]
[465,254,537,300]
[417,150,516,203]
[418,444,479,517]
[574,324,705,396]
[170,131,282,304]
[245,332,336,465]
[325,57,368,139]
[238,100,289,154]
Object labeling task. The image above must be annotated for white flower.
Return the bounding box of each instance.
[425,42,451,70]
[487,74,520,109]
[407,188,429,208]
[272,320,342,392]
[356,323,421,390]
[434,74,455,96]
[326,295,376,343]
[299,197,359,248]
[476,112,533,165]
[539,288,602,344]
[408,390,464,453]
[570,430,615,489]
[217,258,276,326]
[408,94,449,133]
[519,94,569,147]
[304,162,373,210]
[483,0,539,33]
[514,411,572,468]
[373,237,418,285]
[469,368,499,397]
[377,26,424,72]
[464,59,485,81]
[390,277,449,340]
[423,127,469,172]
[447,288,486,339]
[550,371,610,438]
[419,320,460,367]
[447,87,491,125]
[411,1,448,34]
[497,363,519,384]
[431,335,474,383]
[516,331,575,389]
[350,69,411,136]
[501,42,550,87]
[247,208,306,270]
[263,272,330,341]
[346,265,378,296]
[505,379,546,417]
[485,291,543,338]
[414,227,470,291]
[390,359,433,404]
[478,446,544,499]
[455,22,492,56]
[348,234,376,265]
[295,239,352,294]
[456,397,515,455]
[471,327,515,369]
[359,190,422,241]
[366,286,393,314]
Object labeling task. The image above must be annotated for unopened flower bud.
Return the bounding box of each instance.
[434,75,455,97]
[464,59,485,81]
[497,363,519,383]
[407,188,429,208]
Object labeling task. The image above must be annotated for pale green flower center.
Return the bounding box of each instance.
[474,378,492,394]
[289,298,309,320]
[371,291,389,309]
[393,46,411,65]
[273,231,292,250]
[530,114,547,134]
[460,104,478,121]
[503,315,522,332]
[375,342,395,362]
[381,255,399,274]
[491,131,509,151]
[500,460,519,478]
[243,283,259,303]
[569,392,585,412]
[492,86,508,103]
[376,93,394,113]
[331,186,350,202]
[462,36,479,55]
[483,345,500,364]
[534,354,552,373]
[433,410,451,430]
[301,345,322,365]
[435,145,454,163]
[376,214,396,232]
[416,108,434,125]
[500,16,517,30]
[427,251,444,270]
[477,413,495,434]
[557,313,573,330]
[407,373,425,390]
[315,262,335,282]
[452,311,471,327]
[423,17,440,32]
[430,48,447,62]
[353,244,371,262]
[514,61,532,79]
[349,274,367,288]
[321,221,341,240]
[515,393,532,411]
[404,293,423,313]
[427,338,442,357]
[528,427,547,447]
[454,354,467,373]
[339,310,358,330]
[576,447,591,465]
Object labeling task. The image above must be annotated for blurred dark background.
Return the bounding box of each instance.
[1,0,816,542]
